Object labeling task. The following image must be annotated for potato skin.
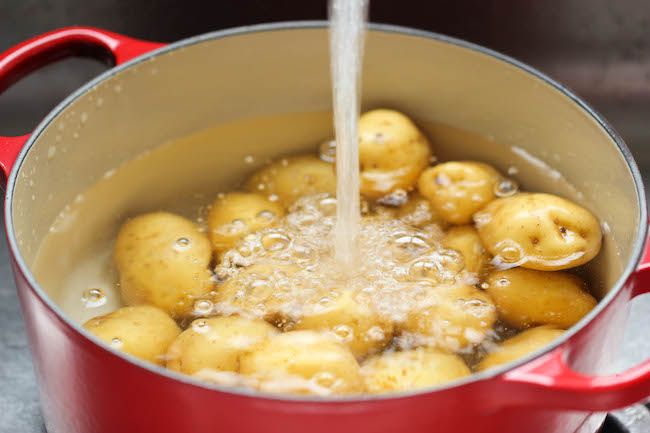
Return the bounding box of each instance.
[213,263,300,324]
[396,193,445,228]
[474,193,602,270]
[477,325,565,371]
[485,268,597,329]
[114,212,214,318]
[442,225,490,275]
[240,330,363,394]
[207,192,284,255]
[291,290,393,359]
[83,305,180,365]
[358,109,432,198]
[402,284,497,351]
[244,155,336,206]
[166,316,277,375]
[418,161,501,225]
[361,348,470,393]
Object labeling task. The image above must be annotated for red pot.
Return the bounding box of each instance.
[1,23,650,433]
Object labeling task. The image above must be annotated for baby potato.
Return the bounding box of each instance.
[292,290,393,359]
[418,161,502,225]
[484,268,597,329]
[358,109,432,198]
[213,263,300,325]
[477,325,565,371]
[207,192,284,255]
[166,316,277,375]
[403,284,497,351]
[83,305,180,365]
[244,155,336,206]
[240,330,363,394]
[474,193,602,270]
[114,212,213,318]
[361,348,470,393]
[442,225,490,275]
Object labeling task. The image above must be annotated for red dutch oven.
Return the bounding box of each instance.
[1,23,650,433]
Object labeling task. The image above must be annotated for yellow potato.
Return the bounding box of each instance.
[114,212,214,318]
[213,263,300,325]
[244,155,336,206]
[292,290,393,359]
[442,225,490,275]
[477,325,565,371]
[83,305,180,365]
[418,161,502,225]
[402,284,497,351]
[207,192,284,255]
[362,348,470,393]
[240,331,363,394]
[166,316,277,375]
[484,268,597,329]
[474,193,602,270]
[358,109,432,198]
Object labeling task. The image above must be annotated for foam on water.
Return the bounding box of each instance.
[329,0,368,265]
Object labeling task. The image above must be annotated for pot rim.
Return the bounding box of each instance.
[5,20,648,404]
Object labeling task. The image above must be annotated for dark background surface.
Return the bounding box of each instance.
[1,1,650,432]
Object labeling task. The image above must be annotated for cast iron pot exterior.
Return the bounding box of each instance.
[1,23,650,433]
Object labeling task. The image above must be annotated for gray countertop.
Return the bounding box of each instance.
[2,1,650,432]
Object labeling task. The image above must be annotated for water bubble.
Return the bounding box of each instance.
[80,112,88,123]
[47,146,57,159]
[238,246,252,257]
[495,179,519,197]
[318,197,337,216]
[110,338,123,348]
[192,319,210,333]
[408,259,441,283]
[261,232,291,251]
[256,210,275,223]
[193,299,213,315]
[96,97,104,107]
[72,132,79,139]
[507,166,519,176]
[332,324,354,341]
[319,140,336,163]
[244,155,255,164]
[82,288,106,308]
[498,244,523,263]
[390,234,429,260]
[173,237,191,251]
[113,84,122,93]
[268,194,279,202]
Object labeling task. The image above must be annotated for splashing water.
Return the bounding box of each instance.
[329,0,368,266]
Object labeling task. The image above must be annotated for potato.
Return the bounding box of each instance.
[244,155,336,206]
[358,109,432,198]
[213,263,300,325]
[207,192,284,255]
[292,290,393,359]
[166,316,277,375]
[114,212,214,318]
[477,325,565,371]
[484,268,597,329]
[362,348,470,393]
[240,331,363,394]
[83,305,180,365]
[402,284,497,351]
[443,225,490,276]
[418,161,502,225]
[474,193,602,270]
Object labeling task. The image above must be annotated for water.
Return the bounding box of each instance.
[329,0,368,265]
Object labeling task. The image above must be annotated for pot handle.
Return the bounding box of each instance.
[0,26,165,181]
[497,240,650,411]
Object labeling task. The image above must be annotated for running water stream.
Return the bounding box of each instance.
[329,0,369,265]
